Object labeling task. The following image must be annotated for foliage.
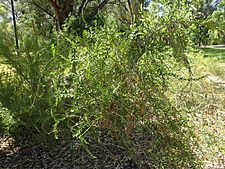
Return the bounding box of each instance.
[0,0,224,168]
[197,0,225,45]
[49,11,202,167]
[1,5,204,168]
[188,0,220,46]
[16,0,141,32]
[0,104,14,136]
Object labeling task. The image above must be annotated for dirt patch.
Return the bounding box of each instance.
[204,153,225,169]
[207,75,225,88]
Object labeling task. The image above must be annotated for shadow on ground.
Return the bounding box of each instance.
[0,135,138,169]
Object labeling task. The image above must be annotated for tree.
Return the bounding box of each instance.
[208,0,225,43]
[189,0,221,45]
[16,0,111,31]
[14,0,147,33]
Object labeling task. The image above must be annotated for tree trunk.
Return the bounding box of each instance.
[49,0,74,30]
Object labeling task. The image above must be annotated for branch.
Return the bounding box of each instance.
[85,0,109,13]
[83,0,95,11]
[49,0,61,21]
[118,0,129,11]
[31,0,54,18]
[83,0,109,19]
[127,0,134,21]
[97,0,110,11]
[1,3,10,12]
[78,0,87,15]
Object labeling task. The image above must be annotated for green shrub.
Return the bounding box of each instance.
[0,27,57,139]
[0,7,203,168]
[45,12,200,167]
[0,104,14,136]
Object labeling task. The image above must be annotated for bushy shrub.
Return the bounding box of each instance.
[46,11,200,168]
[0,104,14,136]
[0,26,57,138]
[0,6,203,168]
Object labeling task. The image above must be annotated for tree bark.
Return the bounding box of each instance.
[49,0,74,30]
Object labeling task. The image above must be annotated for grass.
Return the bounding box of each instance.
[201,47,225,60]
[200,47,225,80]
[199,46,225,157]
[186,50,225,168]
[167,48,225,167]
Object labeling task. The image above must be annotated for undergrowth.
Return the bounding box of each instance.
[0,9,224,168]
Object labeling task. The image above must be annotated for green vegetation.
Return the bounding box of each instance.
[201,47,225,60]
[0,0,224,168]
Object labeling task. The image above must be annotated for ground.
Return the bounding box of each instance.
[0,132,140,169]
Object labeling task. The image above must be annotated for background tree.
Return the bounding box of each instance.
[206,0,225,44]
[190,0,220,46]
[14,0,148,34]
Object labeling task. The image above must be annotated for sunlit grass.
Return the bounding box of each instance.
[200,47,225,81]
[167,50,225,166]
[197,48,225,164]
[201,47,225,60]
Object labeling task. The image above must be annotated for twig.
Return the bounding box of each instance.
[31,0,55,19]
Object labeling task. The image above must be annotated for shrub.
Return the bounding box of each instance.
[0,7,203,168]
[46,11,201,167]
